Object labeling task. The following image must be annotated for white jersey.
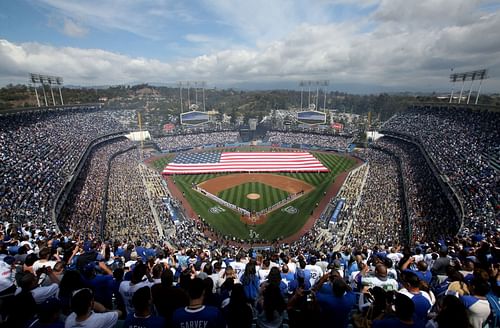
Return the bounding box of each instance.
[424,253,435,268]
[305,264,323,286]
[230,261,247,280]
[361,276,398,291]
[209,273,221,293]
[119,280,154,314]
[462,296,491,328]
[413,254,424,263]
[65,311,118,328]
[32,260,57,273]
[258,268,270,284]
[287,262,297,274]
[316,261,329,274]
[387,253,403,266]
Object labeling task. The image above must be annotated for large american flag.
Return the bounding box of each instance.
[162,151,329,175]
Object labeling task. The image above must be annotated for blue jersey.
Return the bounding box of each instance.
[123,313,166,328]
[172,305,226,328]
[316,291,356,328]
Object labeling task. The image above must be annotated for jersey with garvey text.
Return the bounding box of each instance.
[172,305,226,328]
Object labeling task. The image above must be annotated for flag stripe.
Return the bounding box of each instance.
[162,152,329,175]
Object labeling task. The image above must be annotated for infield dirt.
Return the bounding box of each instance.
[198,173,314,194]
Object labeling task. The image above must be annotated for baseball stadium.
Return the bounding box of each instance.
[1,1,500,326]
[1,79,499,327]
[150,146,358,244]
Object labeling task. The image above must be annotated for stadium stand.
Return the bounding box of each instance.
[266,131,353,151]
[59,137,134,238]
[0,107,126,228]
[381,105,499,234]
[155,131,240,151]
[375,137,459,243]
[347,148,405,246]
[104,149,162,243]
[0,105,498,327]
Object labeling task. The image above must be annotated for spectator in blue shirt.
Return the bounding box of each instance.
[313,273,356,328]
[172,278,225,328]
[123,286,165,328]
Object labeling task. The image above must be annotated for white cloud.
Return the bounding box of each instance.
[37,0,194,40]
[1,1,499,92]
[62,17,88,37]
[0,40,173,85]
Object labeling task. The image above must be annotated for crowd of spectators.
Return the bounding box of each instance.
[321,164,370,246]
[375,137,459,243]
[105,149,160,243]
[0,220,498,328]
[155,131,239,151]
[0,107,125,228]
[0,105,499,327]
[59,138,133,238]
[337,164,369,210]
[348,148,405,246]
[266,131,353,151]
[382,106,499,233]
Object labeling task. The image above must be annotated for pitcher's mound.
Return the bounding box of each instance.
[246,193,261,200]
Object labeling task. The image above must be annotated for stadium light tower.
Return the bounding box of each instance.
[315,81,320,111]
[323,80,330,111]
[192,81,206,110]
[39,75,49,106]
[466,71,476,104]
[178,81,184,113]
[308,81,312,107]
[449,69,487,105]
[450,74,457,104]
[47,76,56,105]
[449,69,457,103]
[194,81,199,105]
[55,77,64,105]
[299,81,306,110]
[177,81,184,113]
[200,81,207,111]
[475,70,487,104]
[29,73,64,107]
[29,73,41,107]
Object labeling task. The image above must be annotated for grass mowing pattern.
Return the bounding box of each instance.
[150,151,356,241]
[150,154,175,172]
[218,182,289,212]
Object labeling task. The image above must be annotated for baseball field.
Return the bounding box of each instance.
[150,148,356,242]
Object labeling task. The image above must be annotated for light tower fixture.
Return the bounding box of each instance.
[449,69,487,105]
[28,73,65,107]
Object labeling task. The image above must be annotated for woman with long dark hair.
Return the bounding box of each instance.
[266,267,287,297]
[256,283,286,328]
[241,261,260,303]
[224,283,253,328]
[426,295,471,328]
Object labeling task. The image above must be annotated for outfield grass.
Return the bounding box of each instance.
[150,150,356,241]
[149,154,175,172]
[218,182,290,212]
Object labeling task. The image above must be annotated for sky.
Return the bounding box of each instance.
[1,0,500,93]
